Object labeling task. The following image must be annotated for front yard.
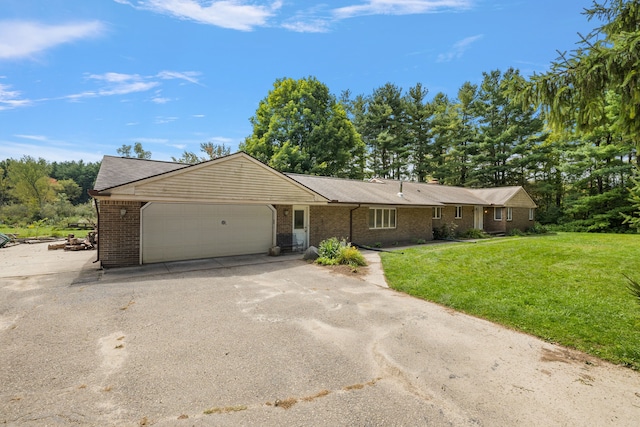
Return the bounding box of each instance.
[381,233,640,369]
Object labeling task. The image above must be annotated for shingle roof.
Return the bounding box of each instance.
[93,155,189,191]
[92,155,535,208]
[287,174,443,206]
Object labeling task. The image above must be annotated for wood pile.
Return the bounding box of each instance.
[48,232,97,251]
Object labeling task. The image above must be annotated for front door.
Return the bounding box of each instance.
[474,206,484,230]
[292,205,309,251]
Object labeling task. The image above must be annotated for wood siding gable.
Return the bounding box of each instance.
[106,153,327,204]
[504,188,537,208]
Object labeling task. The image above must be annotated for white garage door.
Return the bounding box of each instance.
[141,203,274,264]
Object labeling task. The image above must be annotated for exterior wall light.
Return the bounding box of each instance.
[120,208,127,218]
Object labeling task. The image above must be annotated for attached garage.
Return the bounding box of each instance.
[141,203,275,263]
[91,153,328,268]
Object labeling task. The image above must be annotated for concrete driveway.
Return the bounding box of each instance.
[1,243,640,426]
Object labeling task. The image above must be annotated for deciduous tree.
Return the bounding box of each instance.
[241,76,364,178]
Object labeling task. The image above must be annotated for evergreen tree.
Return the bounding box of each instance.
[404,83,433,182]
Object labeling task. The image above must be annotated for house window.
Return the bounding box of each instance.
[433,207,442,219]
[368,208,396,229]
[494,207,502,221]
[506,207,513,221]
[529,208,535,221]
[455,206,463,219]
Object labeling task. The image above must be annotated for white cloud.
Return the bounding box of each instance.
[14,134,48,141]
[0,140,103,163]
[0,20,105,60]
[437,34,483,62]
[152,96,171,104]
[282,19,331,33]
[157,70,202,85]
[192,114,205,118]
[333,0,472,19]
[0,83,32,110]
[131,137,170,144]
[154,116,179,124]
[63,70,199,101]
[118,0,283,31]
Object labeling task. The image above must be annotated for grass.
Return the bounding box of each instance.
[381,232,640,370]
[0,225,91,239]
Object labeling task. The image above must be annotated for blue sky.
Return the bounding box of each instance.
[1,0,595,163]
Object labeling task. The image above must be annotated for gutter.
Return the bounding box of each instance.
[89,191,101,265]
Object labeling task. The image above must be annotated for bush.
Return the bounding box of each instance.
[337,246,367,268]
[316,237,367,270]
[433,222,458,240]
[526,223,549,234]
[318,237,344,259]
[507,228,525,237]
[459,228,488,239]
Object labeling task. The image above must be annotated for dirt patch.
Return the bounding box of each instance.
[540,346,599,366]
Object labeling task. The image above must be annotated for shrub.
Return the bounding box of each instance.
[316,237,367,270]
[318,237,343,259]
[507,228,525,237]
[433,222,458,240]
[526,223,549,234]
[337,246,367,268]
[459,228,488,239]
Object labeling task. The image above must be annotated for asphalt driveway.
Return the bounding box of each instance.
[1,243,639,426]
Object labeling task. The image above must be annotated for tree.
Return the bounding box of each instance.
[53,178,82,203]
[172,142,233,164]
[50,160,100,204]
[116,144,132,157]
[117,142,151,159]
[7,156,54,214]
[359,83,408,179]
[201,142,231,159]
[528,0,640,141]
[241,76,364,178]
[404,83,433,182]
[470,69,545,187]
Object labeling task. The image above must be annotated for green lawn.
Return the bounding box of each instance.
[0,225,91,239]
[381,233,640,369]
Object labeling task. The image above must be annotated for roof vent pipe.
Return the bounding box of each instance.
[398,180,404,198]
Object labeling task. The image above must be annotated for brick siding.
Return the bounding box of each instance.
[432,205,475,236]
[506,207,535,233]
[98,200,144,268]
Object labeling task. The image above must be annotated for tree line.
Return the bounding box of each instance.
[2,1,638,234]
[240,1,640,233]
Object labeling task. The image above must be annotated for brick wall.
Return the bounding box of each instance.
[351,206,432,246]
[98,200,144,268]
[432,205,475,236]
[484,207,506,233]
[309,205,351,246]
[506,207,535,233]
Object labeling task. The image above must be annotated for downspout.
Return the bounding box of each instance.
[92,197,100,264]
[349,204,361,243]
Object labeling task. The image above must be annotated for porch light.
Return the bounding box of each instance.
[284,209,289,217]
[120,208,127,218]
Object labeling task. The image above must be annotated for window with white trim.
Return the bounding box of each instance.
[368,208,396,229]
[529,208,535,221]
[433,207,442,219]
[455,206,463,219]
[506,207,513,221]
[494,207,503,221]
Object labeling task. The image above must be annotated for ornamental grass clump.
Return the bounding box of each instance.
[316,237,367,270]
